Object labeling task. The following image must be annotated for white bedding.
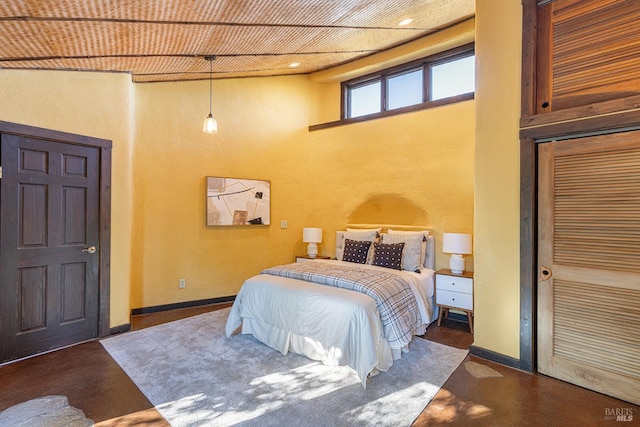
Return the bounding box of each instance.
[225,260,435,386]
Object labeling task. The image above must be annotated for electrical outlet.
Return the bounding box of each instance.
[280,220,288,229]
[179,278,186,289]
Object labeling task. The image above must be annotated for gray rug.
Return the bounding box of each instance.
[101,308,467,427]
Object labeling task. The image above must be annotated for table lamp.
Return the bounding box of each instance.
[303,227,323,258]
[443,233,472,274]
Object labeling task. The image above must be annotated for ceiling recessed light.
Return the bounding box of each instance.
[398,18,414,26]
[289,62,301,68]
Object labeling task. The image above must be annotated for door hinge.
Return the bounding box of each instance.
[0,166,2,179]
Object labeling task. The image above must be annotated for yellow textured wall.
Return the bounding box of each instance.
[131,76,312,308]
[308,104,475,269]
[306,20,476,268]
[0,70,134,327]
[128,19,476,309]
[129,20,476,309]
[472,1,522,358]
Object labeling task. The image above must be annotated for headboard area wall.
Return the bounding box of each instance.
[345,224,430,233]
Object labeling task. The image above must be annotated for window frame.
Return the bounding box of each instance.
[341,43,475,122]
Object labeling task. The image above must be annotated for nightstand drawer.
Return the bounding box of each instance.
[436,274,473,294]
[436,289,473,310]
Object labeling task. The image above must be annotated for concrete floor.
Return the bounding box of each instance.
[0,303,636,426]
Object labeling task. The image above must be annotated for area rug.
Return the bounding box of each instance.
[101,308,467,427]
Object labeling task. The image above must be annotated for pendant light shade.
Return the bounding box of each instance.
[203,113,218,133]
[203,55,218,134]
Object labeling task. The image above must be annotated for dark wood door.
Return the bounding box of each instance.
[0,134,100,362]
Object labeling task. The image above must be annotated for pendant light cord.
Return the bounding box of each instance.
[202,55,217,133]
[208,57,213,115]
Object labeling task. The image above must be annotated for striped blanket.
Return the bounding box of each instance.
[262,261,420,349]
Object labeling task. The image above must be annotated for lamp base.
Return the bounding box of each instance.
[449,254,465,274]
[307,242,318,258]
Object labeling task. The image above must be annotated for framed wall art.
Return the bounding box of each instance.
[206,176,271,226]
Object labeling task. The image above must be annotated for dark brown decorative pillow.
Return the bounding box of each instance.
[372,242,405,270]
[342,239,372,264]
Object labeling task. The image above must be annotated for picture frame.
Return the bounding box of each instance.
[205,176,271,226]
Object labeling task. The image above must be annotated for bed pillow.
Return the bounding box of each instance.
[345,228,380,242]
[388,229,430,268]
[382,231,426,272]
[337,228,380,262]
[387,229,430,239]
[372,242,405,270]
[342,239,372,264]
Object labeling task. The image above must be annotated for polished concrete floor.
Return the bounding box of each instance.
[0,304,637,426]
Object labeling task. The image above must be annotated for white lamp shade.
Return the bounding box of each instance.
[303,227,323,243]
[443,233,472,255]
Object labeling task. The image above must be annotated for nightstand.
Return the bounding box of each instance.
[435,268,474,333]
[295,254,331,262]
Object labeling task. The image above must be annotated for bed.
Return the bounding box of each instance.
[225,226,436,386]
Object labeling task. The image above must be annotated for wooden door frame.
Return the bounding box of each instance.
[518,0,640,373]
[0,120,112,338]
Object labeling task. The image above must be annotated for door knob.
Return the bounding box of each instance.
[540,266,552,281]
[82,246,97,254]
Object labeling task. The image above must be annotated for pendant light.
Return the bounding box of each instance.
[202,55,218,133]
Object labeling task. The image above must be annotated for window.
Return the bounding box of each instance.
[349,81,381,117]
[431,55,475,101]
[387,68,423,109]
[343,44,474,120]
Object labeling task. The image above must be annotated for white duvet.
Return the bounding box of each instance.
[225,260,435,386]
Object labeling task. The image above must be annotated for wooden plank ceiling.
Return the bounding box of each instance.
[0,0,474,83]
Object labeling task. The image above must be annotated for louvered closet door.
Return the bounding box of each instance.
[538,130,640,405]
[536,0,640,113]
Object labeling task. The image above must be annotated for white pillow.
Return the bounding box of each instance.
[387,229,430,270]
[346,228,381,239]
[387,229,430,239]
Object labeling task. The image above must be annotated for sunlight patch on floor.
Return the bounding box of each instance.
[248,362,358,401]
[419,388,494,423]
[464,361,503,379]
[96,407,169,426]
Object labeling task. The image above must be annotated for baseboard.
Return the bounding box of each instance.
[109,324,131,336]
[131,295,236,316]
[469,345,522,370]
